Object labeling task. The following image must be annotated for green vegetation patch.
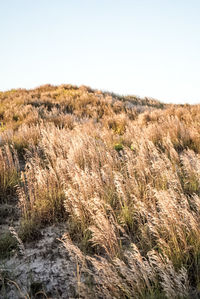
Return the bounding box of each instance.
[0,232,18,259]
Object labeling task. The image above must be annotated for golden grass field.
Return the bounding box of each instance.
[0,84,200,298]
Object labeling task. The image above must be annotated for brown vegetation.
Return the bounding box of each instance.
[0,84,200,298]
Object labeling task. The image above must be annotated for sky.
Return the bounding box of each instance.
[0,0,200,104]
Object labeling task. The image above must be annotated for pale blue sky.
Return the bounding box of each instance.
[0,0,200,104]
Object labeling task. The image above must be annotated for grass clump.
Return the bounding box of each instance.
[0,145,20,203]
[0,232,18,259]
[114,143,123,151]
[19,218,42,242]
[18,168,66,231]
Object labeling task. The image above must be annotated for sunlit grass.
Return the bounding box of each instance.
[1,84,200,297]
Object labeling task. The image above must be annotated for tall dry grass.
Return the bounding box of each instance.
[0,145,20,202]
[1,84,200,297]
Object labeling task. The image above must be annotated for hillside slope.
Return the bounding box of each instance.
[0,84,200,298]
